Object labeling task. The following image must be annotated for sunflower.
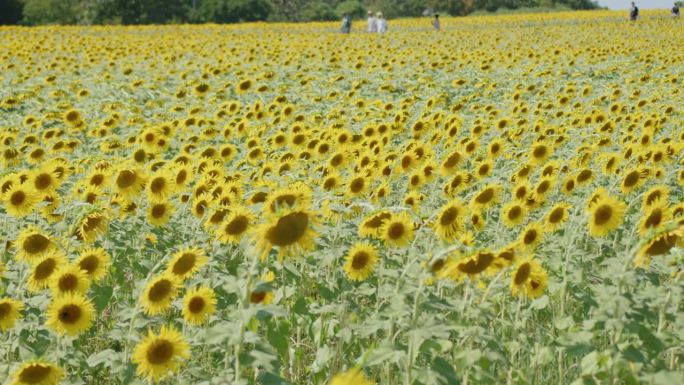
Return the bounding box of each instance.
[182,286,216,326]
[76,248,111,282]
[510,257,548,299]
[433,200,464,241]
[141,274,179,316]
[113,166,147,200]
[46,292,95,336]
[470,183,501,209]
[249,289,274,305]
[347,175,369,197]
[76,209,109,243]
[50,264,91,295]
[0,297,23,331]
[132,325,190,382]
[641,185,669,208]
[343,243,379,281]
[620,166,648,194]
[447,250,496,281]
[9,361,63,385]
[638,201,671,236]
[147,200,174,227]
[216,206,253,244]
[146,169,175,200]
[263,184,312,216]
[2,183,39,217]
[533,176,556,200]
[517,223,545,252]
[634,224,683,267]
[28,253,67,292]
[380,212,415,248]
[358,211,393,238]
[586,195,627,237]
[28,167,60,194]
[256,208,318,259]
[14,226,55,262]
[501,201,526,228]
[528,142,552,165]
[328,367,374,385]
[544,203,570,231]
[166,248,208,281]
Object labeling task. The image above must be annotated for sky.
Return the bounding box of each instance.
[597,0,674,9]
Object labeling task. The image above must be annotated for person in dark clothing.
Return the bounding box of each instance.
[341,13,352,34]
[672,3,680,18]
[630,2,639,21]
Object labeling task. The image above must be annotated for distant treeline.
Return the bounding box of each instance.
[0,0,599,25]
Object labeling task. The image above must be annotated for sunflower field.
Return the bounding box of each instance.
[1,9,684,385]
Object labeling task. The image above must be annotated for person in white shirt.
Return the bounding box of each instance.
[377,12,388,33]
[367,11,377,33]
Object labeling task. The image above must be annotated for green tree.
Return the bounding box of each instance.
[299,1,338,21]
[0,0,23,24]
[197,0,272,23]
[336,0,365,18]
[22,0,80,24]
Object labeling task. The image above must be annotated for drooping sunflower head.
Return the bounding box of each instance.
[358,211,393,238]
[634,223,683,267]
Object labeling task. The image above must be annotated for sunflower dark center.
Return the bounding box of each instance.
[34,258,56,280]
[514,262,531,285]
[18,364,52,383]
[266,212,309,246]
[147,340,174,365]
[58,274,78,292]
[593,205,613,225]
[225,216,249,235]
[351,252,369,269]
[188,297,205,313]
[116,170,137,189]
[173,254,197,275]
[148,280,173,302]
[58,304,82,324]
[24,234,49,254]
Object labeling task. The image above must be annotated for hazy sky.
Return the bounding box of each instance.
[597,0,674,9]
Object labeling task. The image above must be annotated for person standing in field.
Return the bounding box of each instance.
[672,3,680,18]
[630,2,639,21]
[377,12,388,33]
[341,13,352,34]
[367,11,377,33]
[433,14,440,31]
